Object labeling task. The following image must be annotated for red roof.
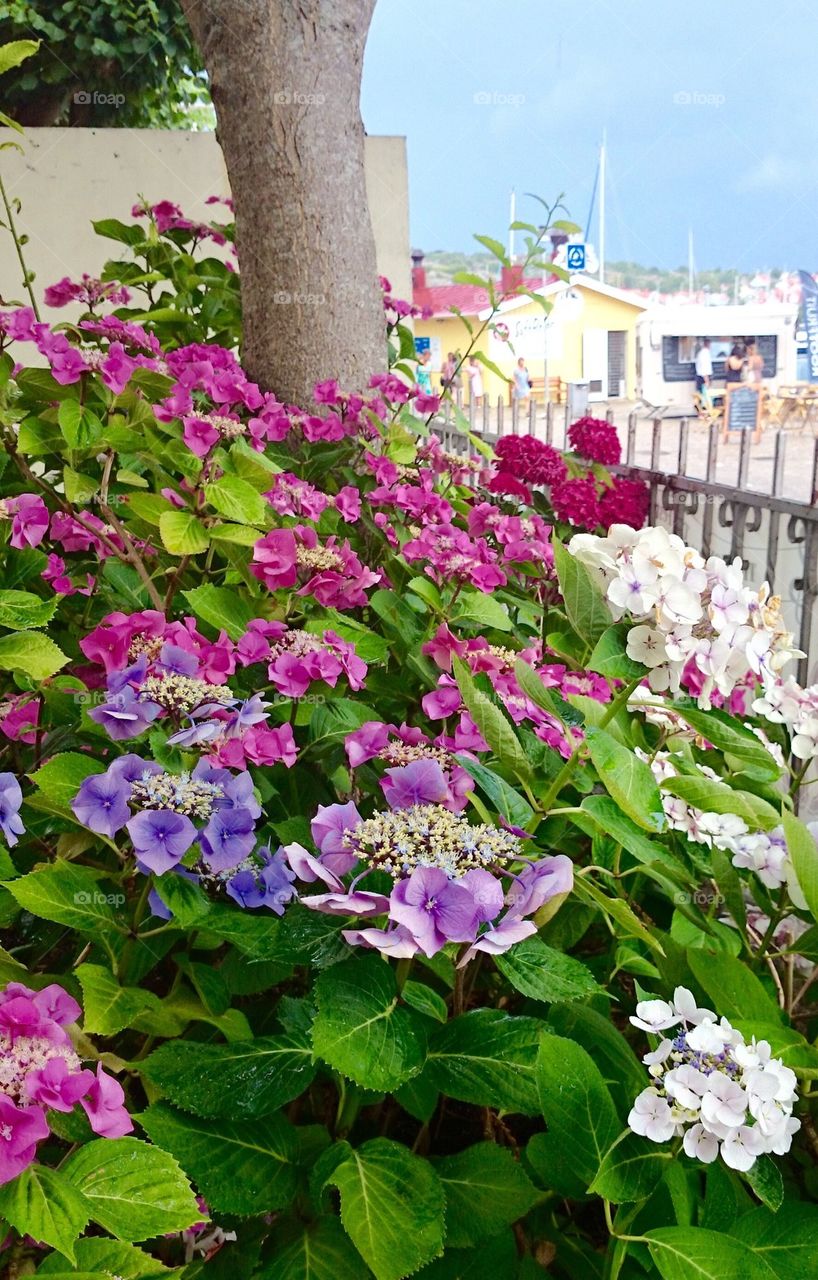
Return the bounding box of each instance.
[414,275,549,319]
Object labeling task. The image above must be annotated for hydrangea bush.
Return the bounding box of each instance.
[0,205,816,1278]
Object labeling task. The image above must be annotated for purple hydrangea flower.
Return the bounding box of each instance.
[107,754,162,785]
[126,809,197,874]
[200,807,256,872]
[389,865,481,957]
[506,854,574,918]
[0,773,25,847]
[88,687,161,741]
[380,760,449,809]
[225,846,296,912]
[311,801,361,859]
[157,642,200,676]
[72,771,131,837]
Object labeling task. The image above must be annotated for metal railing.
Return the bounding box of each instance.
[434,402,818,686]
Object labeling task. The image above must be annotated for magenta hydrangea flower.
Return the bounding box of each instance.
[0,981,132,1183]
[567,416,622,465]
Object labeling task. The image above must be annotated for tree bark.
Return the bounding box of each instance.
[181,0,385,406]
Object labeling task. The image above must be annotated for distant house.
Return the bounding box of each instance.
[412,254,647,404]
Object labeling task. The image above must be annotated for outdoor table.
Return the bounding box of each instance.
[776,384,818,432]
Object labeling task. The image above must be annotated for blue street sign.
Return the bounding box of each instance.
[566,243,586,272]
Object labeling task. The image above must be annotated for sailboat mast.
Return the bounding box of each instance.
[598,130,606,283]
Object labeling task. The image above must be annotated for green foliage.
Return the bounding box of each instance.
[0,2,210,127]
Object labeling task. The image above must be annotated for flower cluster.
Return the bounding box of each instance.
[264,472,361,523]
[43,274,131,310]
[570,524,800,706]
[489,429,648,531]
[0,981,131,1184]
[753,677,818,762]
[493,435,567,486]
[234,620,367,699]
[566,416,621,466]
[345,721,473,811]
[283,761,573,960]
[71,757,265,902]
[628,986,799,1170]
[251,525,380,609]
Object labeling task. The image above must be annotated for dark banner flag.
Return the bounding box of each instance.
[799,270,818,382]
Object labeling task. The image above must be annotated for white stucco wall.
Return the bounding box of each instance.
[0,129,410,318]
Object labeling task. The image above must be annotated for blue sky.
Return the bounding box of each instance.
[362,0,818,270]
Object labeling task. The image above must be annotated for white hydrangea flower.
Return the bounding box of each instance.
[628,1088,677,1143]
[627,986,800,1171]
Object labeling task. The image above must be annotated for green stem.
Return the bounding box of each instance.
[0,169,40,320]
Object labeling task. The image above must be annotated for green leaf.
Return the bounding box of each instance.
[325,1138,446,1280]
[687,949,783,1024]
[732,1202,818,1280]
[37,1238,171,1276]
[587,624,645,680]
[208,521,265,545]
[205,474,269,526]
[452,657,531,780]
[0,38,40,75]
[577,794,682,875]
[182,584,256,641]
[0,590,56,631]
[662,776,780,832]
[782,809,818,922]
[534,1035,621,1192]
[141,1033,316,1118]
[140,1102,298,1216]
[62,1137,199,1243]
[573,875,664,953]
[645,1226,778,1279]
[553,539,612,651]
[495,936,601,1004]
[57,399,104,449]
[312,953,427,1091]
[423,1009,545,1114]
[585,726,666,833]
[401,980,448,1023]
[589,1130,673,1202]
[0,631,68,680]
[158,510,210,555]
[28,753,104,808]
[63,465,99,505]
[451,588,512,632]
[671,699,782,781]
[76,964,167,1036]
[0,1164,88,1262]
[5,864,122,934]
[473,234,509,265]
[453,754,533,829]
[92,217,147,247]
[742,1156,784,1213]
[434,1142,539,1247]
[255,1216,365,1279]
[125,493,177,527]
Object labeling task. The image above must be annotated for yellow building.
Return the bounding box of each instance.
[414,274,647,406]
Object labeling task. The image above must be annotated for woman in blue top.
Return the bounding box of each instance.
[512,357,530,410]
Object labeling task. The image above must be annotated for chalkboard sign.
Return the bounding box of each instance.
[661,335,778,383]
[725,383,762,433]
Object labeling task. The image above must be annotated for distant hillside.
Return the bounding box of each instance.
[422,251,782,295]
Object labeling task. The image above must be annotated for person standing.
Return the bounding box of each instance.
[694,338,712,392]
[466,356,484,410]
[725,342,746,383]
[745,340,764,384]
[415,349,433,395]
[511,356,530,412]
[440,351,457,393]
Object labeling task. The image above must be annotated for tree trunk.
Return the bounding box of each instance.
[181,0,385,406]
